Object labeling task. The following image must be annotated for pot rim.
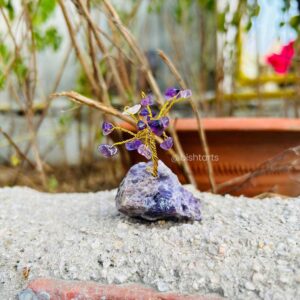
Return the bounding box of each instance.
[120,118,300,132]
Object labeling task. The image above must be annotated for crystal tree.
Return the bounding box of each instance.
[98,87,192,176]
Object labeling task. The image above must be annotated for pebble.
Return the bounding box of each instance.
[18,289,38,300]
[113,272,128,284]
[37,292,50,300]
[252,273,264,283]
[218,244,226,256]
[157,281,169,292]
[244,281,256,291]
[252,263,261,272]
[192,281,199,290]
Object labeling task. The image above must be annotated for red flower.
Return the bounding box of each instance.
[266,41,295,74]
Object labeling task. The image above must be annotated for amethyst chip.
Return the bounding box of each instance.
[139,108,150,116]
[125,139,142,151]
[141,93,154,106]
[160,137,173,150]
[148,119,164,136]
[137,144,152,160]
[102,122,114,136]
[178,89,192,98]
[161,116,169,128]
[98,144,118,157]
[137,120,147,131]
[164,87,180,100]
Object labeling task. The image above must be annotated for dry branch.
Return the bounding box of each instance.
[0,128,36,169]
[102,0,196,185]
[214,145,300,194]
[51,91,184,164]
[158,50,216,192]
[77,0,127,99]
[58,0,102,97]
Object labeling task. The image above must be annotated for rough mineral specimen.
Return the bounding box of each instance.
[115,161,202,221]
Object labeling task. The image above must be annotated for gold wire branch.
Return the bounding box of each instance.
[110,95,185,177]
[149,131,158,176]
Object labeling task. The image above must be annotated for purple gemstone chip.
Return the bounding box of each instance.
[137,144,152,160]
[102,122,114,136]
[98,144,118,157]
[148,119,164,136]
[164,87,180,100]
[161,116,169,128]
[137,120,147,131]
[139,108,150,116]
[178,89,192,98]
[125,139,142,151]
[141,93,154,106]
[160,137,173,150]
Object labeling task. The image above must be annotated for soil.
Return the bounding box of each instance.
[0,160,125,193]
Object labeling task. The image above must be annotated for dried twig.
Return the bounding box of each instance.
[102,0,196,185]
[51,91,183,164]
[214,145,300,194]
[102,0,162,101]
[58,0,101,97]
[0,127,36,169]
[158,50,216,192]
[77,0,128,99]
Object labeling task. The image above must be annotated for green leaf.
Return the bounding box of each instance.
[0,42,10,63]
[0,1,15,19]
[198,0,215,11]
[33,0,56,25]
[59,114,72,127]
[0,69,6,90]
[147,0,163,13]
[174,2,183,23]
[44,27,62,51]
[251,5,260,17]
[217,12,226,32]
[245,20,252,32]
[34,27,62,51]
[232,11,240,27]
[10,154,20,167]
[289,15,300,31]
[13,58,28,82]
[47,175,58,192]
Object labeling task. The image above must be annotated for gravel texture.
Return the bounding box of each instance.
[0,186,299,300]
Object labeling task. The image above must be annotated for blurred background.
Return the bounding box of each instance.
[0,0,300,195]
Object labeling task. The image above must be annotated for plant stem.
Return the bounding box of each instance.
[158,50,216,192]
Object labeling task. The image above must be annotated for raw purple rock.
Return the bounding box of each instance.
[115,160,202,221]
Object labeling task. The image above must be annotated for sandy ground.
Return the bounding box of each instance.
[0,186,299,300]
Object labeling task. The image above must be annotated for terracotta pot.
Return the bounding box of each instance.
[118,118,300,197]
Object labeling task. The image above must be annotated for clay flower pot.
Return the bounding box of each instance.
[118,118,300,197]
